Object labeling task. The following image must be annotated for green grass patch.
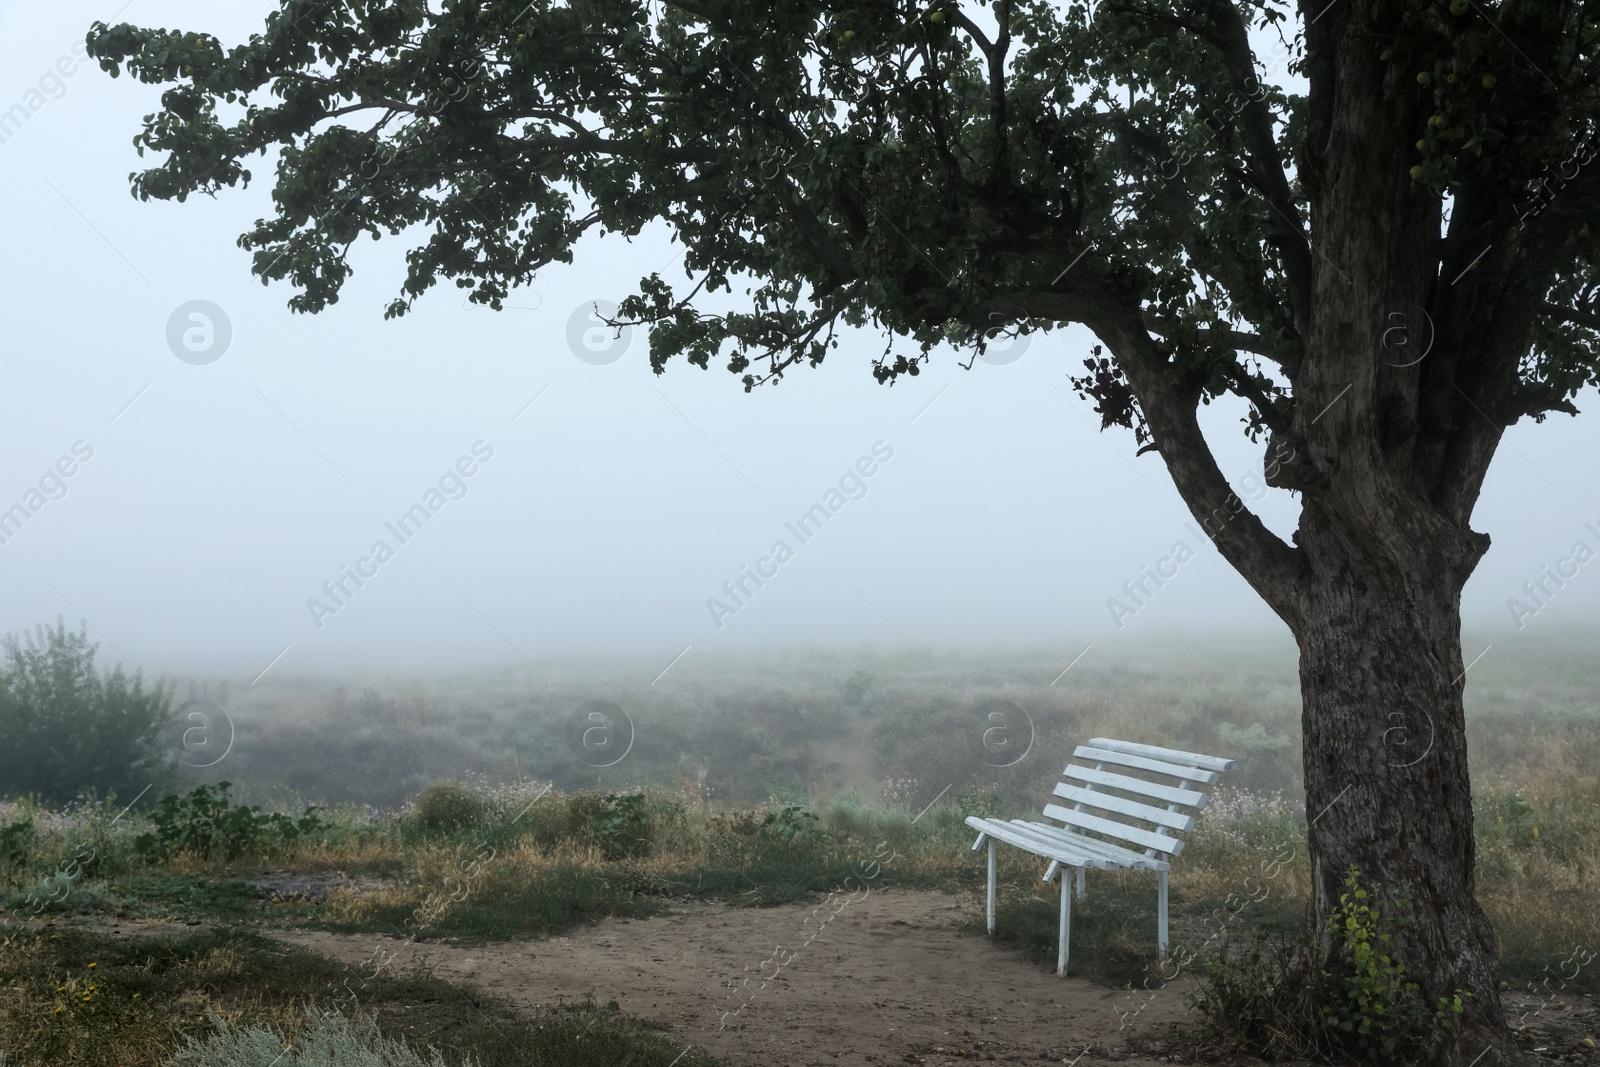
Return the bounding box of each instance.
[106,875,263,922]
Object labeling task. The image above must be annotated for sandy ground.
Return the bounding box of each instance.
[269,889,1244,1066]
[53,889,1596,1065]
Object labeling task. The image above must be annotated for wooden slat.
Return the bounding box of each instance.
[1085,737,1236,773]
[965,818,1122,869]
[1073,745,1220,785]
[1043,803,1186,856]
[1028,828,1168,871]
[992,820,1169,872]
[1051,782,1195,831]
[1063,765,1210,809]
[989,822,1124,870]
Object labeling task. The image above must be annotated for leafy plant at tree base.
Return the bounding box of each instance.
[1189,867,1467,1067]
[1318,866,1468,1066]
[133,783,325,863]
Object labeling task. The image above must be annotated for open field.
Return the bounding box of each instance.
[2,634,1598,1065]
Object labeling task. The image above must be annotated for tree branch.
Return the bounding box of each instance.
[1091,303,1306,626]
[1541,299,1600,332]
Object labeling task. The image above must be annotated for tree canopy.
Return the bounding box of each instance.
[85,0,1600,608]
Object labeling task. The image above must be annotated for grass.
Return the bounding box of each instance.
[5,775,1595,994]
[0,925,733,1067]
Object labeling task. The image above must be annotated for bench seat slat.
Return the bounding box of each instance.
[1022,827,1170,871]
[1086,737,1236,773]
[966,817,1169,871]
[1073,745,1220,785]
[1042,802,1185,856]
[1063,765,1210,809]
[967,818,1122,869]
[1050,782,1195,831]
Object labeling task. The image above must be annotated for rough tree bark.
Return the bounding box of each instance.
[1295,513,1507,1063]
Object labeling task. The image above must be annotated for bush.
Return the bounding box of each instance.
[759,804,824,843]
[573,792,656,860]
[0,620,173,805]
[1188,866,1468,1067]
[167,1010,469,1067]
[1188,924,1323,1061]
[133,783,325,862]
[411,779,487,835]
[1,815,36,870]
[1317,866,1467,1065]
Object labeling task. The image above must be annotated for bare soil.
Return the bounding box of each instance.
[268,888,1272,1066]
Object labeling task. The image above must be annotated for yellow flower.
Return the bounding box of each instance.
[1532,826,1540,839]
[87,963,96,969]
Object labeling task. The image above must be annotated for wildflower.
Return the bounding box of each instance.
[87,962,96,969]
[1532,826,1540,840]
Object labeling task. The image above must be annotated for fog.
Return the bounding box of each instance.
[2,0,1597,683]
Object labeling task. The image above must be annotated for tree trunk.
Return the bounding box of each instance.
[1294,506,1525,1065]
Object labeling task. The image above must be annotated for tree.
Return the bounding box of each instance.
[84,1,1598,1061]
[0,620,174,805]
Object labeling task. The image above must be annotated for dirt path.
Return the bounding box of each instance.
[269,889,1258,1066]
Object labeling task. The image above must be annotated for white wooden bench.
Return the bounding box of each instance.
[966,737,1236,975]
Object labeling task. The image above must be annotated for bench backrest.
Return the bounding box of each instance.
[1041,738,1236,859]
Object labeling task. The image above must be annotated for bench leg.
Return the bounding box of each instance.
[1157,869,1169,959]
[986,837,997,936]
[1076,865,1085,902]
[1057,870,1072,976]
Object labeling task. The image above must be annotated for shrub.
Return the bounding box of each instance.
[167,1009,470,1067]
[411,779,487,835]
[133,783,325,862]
[954,786,1003,820]
[759,804,824,843]
[1188,924,1323,1061]
[1317,866,1467,1065]
[576,792,654,860]
[0,620,174,805]
[1188,866,1468,1067]
[1,815,36,871]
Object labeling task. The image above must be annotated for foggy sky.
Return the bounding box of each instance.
[2,0,1597,682]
